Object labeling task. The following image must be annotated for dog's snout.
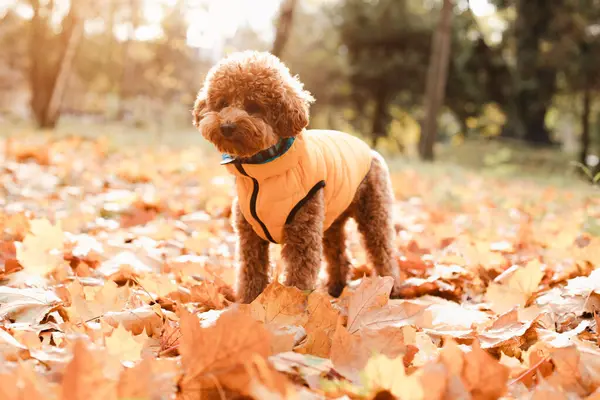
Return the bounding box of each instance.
[220,123,236,137]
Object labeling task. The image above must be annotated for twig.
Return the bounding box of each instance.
[508,355,551,386]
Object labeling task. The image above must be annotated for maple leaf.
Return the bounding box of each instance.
[0,328,29,361]
[295,291,339,358]
[189,281,229,309]
[270,324,305,354]
[362,354,424,400]
[347,276,394,333]
[178,308,271,397]
[270,351,336,390]
[330,319,414,382]
[0,363,56,399]
[485,259,544,314]
[478,307,539,353]
[0,211,30,241]
[136,274,178,299]
[0,241,22,278]
[60,340,117,400]
[245,355,297,399]
[67,280,129,322]
[15,219,64,278]
[409,330,440,367]
[241,281,308,326]
[104,324,145,362]
[462,341,510,400]
[117,357,178,399]
[103,304,170,336]
[98,251,156,281]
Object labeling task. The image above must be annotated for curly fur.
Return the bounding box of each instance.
[194,51,401,303]
[193,51,314,157]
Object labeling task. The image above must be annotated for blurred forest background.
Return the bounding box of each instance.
[0,0,599,182]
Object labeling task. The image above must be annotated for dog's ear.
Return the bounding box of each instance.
[276,80,315,137]
[192,92,207,127]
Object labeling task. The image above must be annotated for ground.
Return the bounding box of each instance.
[0,124,599,399]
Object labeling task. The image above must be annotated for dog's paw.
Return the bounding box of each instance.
[389,279,406,299]
[327,282,346,298]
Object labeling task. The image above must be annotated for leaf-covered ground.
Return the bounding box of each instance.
[0,136,599,400]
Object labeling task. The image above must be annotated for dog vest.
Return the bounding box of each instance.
[223,129,373,243]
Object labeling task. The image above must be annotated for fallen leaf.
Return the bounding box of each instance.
[295,291,339,357]
[60,340,117,400]
[243,281,308,326]
[16,218,64,277]
[178,308,271,397]
[486,260,544,313]
[105,324,145,362]
[347,276,394,333]
[117,357,178,399]
[103,305,169,336]
[331,319,413,382]
[0,286,63,324]
[362,354,424,400]
[0,329,29,360]
[462,341,510,400]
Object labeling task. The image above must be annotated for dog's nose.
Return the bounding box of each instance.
[220,123,236,137]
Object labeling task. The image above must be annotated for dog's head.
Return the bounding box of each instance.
[192,51,314,157]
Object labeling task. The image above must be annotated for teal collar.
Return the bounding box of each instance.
[221,137,295,165]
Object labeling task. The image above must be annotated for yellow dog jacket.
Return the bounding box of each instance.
[223,129,373,243]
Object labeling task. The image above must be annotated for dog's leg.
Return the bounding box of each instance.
[234,200,270,303]
[354,153,401,294]
[282,189,325,291]
[323,212,351,297]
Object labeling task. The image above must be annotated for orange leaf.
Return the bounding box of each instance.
[178,308,271,397]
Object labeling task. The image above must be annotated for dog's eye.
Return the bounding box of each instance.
[245,101,262,114]
[216,99,228,110]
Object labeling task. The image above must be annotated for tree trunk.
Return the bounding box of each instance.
[29,0,80,129]
[501,0,556,145]
[580,84,592,168]
[419,0,453,161]
[117,0,141,120]
[370,87,389,149]
[46,17,83,126]
[271,0,298,58]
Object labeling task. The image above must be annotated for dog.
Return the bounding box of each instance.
[193,51,401,303]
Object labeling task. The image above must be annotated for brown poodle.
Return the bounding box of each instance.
[193,51,401,303]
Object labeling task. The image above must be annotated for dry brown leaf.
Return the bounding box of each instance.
[347,276,394,333]
[60,340,117,400]
[103,304,170,336]
[415,362,454,400]
[295,291,339,357]
[362,354,424,400]
[117,357,178,399]
[331,319,413,382]
[0,241,22,278]
[98,251,156,281]
[246,355,297,399]
[0,328,29,361]
[16,218,64,277]
[0,286,63,324]
[178,308,271,397]
[486,260,544,314]
[189,281,228,309]
[68,280,129,322]
[462,340,510,400]
[478,307,539,350]
[105,324,145,362]
[137,274,178,299]
[0,363,56,400]
[242,281,308,326]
